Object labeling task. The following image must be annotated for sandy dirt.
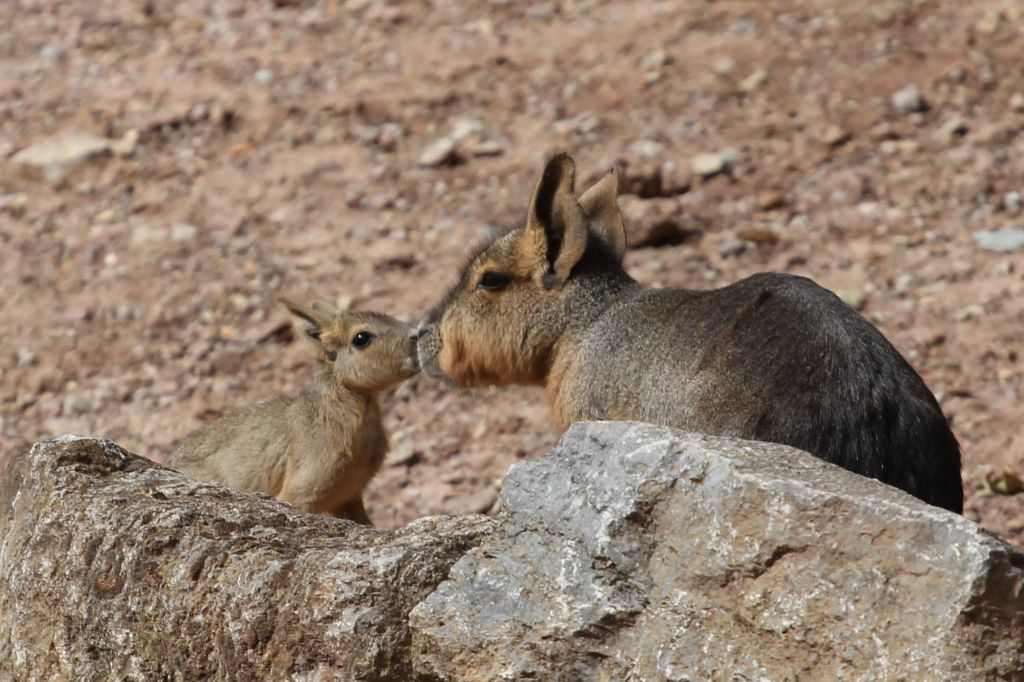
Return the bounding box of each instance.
[1,0,1022,544]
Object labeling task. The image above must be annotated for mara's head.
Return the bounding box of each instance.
[282,299,418,391]
[417,152,628,387]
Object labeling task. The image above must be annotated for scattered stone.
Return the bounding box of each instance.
[719,147,741,166]
[62,393,93,417]
[757,190,787,210]
[821,125,851,147]
[992,261,1015,277]
[891,83,927,114]
[975,10,1002,34]
[1010,93,1024,113]
[449,118,485,143]
[894,273,915,294]
[659,160,692,196]
[39,44,65,61]
[937,117,968,139]
[717,238,747,258]
[987,469,1023,496]
[880,139,920,155]
[131,223,163,244]
[627,139,666,159]
[737,227,780,245]
[691,152,725,177]
[1002,192,1021,213]
[388,445,422,467]
[109,129,139,157]
[553,113,600,135]
[417,137,461,168]
[614,162,662,197]
[739,69,768,92]
[973,227,1024,253]
[16,348,36,368]
[837,289,869,310]
[12,132,111,169]
[711,56,737,75]
[469,140,505,157]
[619,196,700,248]
[0,192,27,214]
[228,294,250,313]
[170,223,198,242]
[252,68,273,86]
[954,303,984,322]
[639,49,671,70]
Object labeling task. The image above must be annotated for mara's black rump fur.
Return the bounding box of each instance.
[687,273,963,512]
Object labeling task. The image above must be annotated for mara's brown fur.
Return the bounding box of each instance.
[168,299,417,523]
[417,153,963,512]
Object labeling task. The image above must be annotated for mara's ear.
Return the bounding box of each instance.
[578,167,625,262]
[523,152,589,290]
[281,298,331,345]
[310,299,340,317]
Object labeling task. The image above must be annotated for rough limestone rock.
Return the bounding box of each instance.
[2,425,1022,681]
[410,422,1024,681]
[0,436,494,681]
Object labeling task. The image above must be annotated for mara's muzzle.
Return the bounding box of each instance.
[414,317,448,381]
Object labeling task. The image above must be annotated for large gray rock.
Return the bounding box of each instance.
[2,425,1022,681]
[0,436,494,681]
[410,422,1024,681]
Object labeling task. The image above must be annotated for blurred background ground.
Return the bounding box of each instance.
[1,0,1022,544]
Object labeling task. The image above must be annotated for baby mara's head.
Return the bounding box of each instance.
[282,298,418,392]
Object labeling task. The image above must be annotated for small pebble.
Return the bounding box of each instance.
[691,152,725,177]
[937,117,968,139]
[417,137,461,168]
[62,393,93,417]
[837,289,869,310]
[973,228,1024,253]
[639,50,671,70]
[1002,192,1021,213]
[891,83,927,114]
[717,239,747,258]
[628,139,666,159]
[739,69,768,92]
[712,57,737,75]
[170,223,198,242]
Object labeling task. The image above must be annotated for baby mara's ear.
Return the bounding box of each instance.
[281,298,338,360]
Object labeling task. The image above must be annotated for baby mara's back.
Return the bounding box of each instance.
[169,386,385,511]
[566,272,963,511]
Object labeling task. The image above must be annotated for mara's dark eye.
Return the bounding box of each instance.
[306,328,321,342]
[477,271,511,291]
[352,331,375,348]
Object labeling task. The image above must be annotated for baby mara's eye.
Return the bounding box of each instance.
[352,331,375,348]
[477,271,511,292]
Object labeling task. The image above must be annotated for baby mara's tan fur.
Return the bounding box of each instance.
[169,299,418,523]
[417,153,963,513]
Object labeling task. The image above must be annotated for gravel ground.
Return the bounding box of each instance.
[1,0,1022,544]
